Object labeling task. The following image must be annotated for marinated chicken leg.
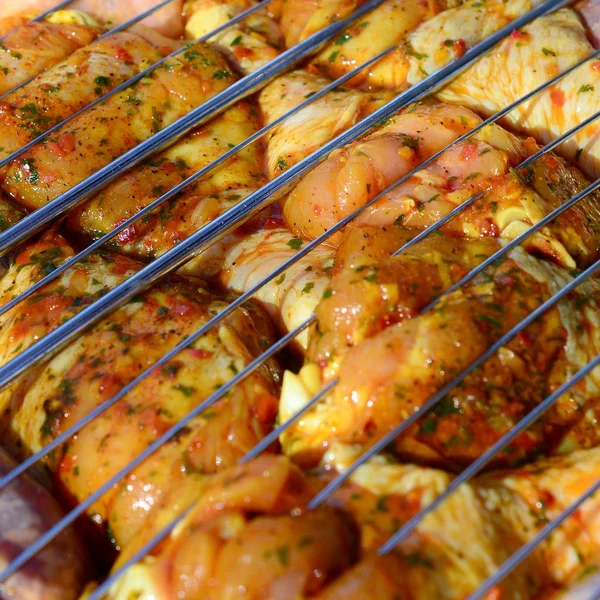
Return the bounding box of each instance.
[0,230,281,549]
[0,18,103,95]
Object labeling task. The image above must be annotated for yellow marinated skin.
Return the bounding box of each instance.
[221,226,335,349]
[438,8,600,179]
[259,69,394,179]
[338,0,547,91]
[0,42,234,210]
[311,0,453,89]
[67,100,265,266]
[184,0,283,75]
[279,0,363,48]
[0,230,282,550]
[0,31,172,160]
[0,20,103,95]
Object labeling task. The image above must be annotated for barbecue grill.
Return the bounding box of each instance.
[1,0,599,597]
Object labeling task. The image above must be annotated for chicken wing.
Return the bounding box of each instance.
[280,230,600,469]
[310,0,454,89]
[66,100,266,271]
[221,225,335,349]
[259,69,394,179]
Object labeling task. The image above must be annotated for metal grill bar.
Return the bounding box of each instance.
[0,0,566,399]
[0,0,270,170]
[0,0,385,257]
[0,0,75,44]
[0,0,177,102]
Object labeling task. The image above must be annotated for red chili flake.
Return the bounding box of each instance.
[453,39,466,57]
[188,348,213,359]
[313,204,324,215]
[114,219,137,245]
[518,330,533,347]
[234,46,253,59]
[460,142,478,161]
[591,61,600,71]
[115,47,133,62]
[550,88,565,107]
[263,216,285,229]
[58,132,75,154]
[510,30,529,41]
[253,392,279,424]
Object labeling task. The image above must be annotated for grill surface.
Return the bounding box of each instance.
[0,0,599,597]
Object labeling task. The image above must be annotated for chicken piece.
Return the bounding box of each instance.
[98,455,359,600]
[279,0,366,48]
[0,447,90,600]
[280,231,600,469]
[0,19,103,96]
[0,30,175,161]
[0,229,282,549]
[259,69,394,179]
[315,443,600,599]
[311,0,454,89]
[0,41,234,210]
[184,0,283,74]
[0,0,185,38]
[66,100,265,272]
[282,102,600,269]
[438,7,600,179]
[221,225,335,349]
[95,447,600,599]
[311,0,546,91]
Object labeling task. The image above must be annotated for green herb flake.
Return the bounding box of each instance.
[301,282,314,295]
[172,384,195,397]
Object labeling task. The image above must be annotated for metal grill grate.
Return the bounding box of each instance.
[0,0,598,597]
